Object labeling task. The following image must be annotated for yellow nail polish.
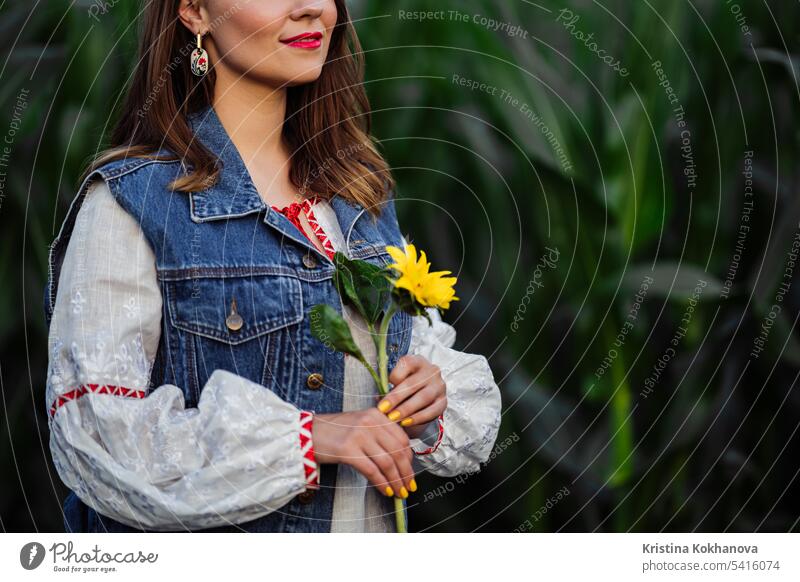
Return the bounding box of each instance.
[384,486,394,497]
[400,417,414,427]
[378,400,392,413]
[388,410,401,421]
[399,486,409,499]
[409,479,417,492]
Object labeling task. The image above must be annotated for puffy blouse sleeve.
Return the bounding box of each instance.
[46,178,318,532]
[401,251,503,478]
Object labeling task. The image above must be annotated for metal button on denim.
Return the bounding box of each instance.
[306,372,324,390]
[302,253,317,269]
[225,298,243,331]
[297,490,316,504]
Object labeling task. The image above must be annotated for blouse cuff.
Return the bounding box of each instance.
[411,414,444,455]
[299,410,320,489]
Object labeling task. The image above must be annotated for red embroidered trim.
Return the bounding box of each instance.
[414,414,444,456]
[304,203,336,260]
[272,196,335,261]
[48,384,147,418]
[299,410,320,489]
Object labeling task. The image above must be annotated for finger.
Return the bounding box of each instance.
[393,364,442,397]
[388,380,444,423]
[379,370,430,416]
[377,429,415,495]
[397,395,447,428]
[387,354,424,388]
[354,453,395,497]
[364,440,404,498]
[381,363,441,413]
[383,412,413,444]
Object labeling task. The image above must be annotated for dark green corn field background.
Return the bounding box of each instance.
[1,0,799,532]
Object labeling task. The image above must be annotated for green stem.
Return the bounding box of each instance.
[372,303,406,532]
[356,353,382,388]
[603,321,633,491]
[375,303,398,397]
[394,497,407,533]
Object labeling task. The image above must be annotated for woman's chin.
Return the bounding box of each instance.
[281,69,325,87]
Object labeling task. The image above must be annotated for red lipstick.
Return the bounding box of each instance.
[280,31,322,49]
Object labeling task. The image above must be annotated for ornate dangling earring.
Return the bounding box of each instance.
[190,32,209,77]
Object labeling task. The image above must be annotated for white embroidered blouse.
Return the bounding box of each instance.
[46,178,502,532]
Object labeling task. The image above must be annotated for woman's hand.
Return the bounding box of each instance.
[378,354,447,439]
[312,409,416,498]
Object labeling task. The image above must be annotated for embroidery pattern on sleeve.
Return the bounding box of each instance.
[48,330,153,417]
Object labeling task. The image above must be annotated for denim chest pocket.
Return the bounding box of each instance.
[164,272,304,406]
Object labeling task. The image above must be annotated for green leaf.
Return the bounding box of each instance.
[309,304,365,360]
[332,251,393,325]
[331,252,364,312]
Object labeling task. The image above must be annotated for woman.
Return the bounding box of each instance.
[44,0,501,532]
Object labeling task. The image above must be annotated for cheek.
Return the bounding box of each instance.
[208,6,285,59]
[321,2,338,32]
[235,6,286,37]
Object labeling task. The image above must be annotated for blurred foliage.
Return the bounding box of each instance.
[1,0,799,532]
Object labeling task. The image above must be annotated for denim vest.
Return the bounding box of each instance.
[44,104,413,532]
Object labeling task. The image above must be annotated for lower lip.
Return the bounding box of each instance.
[283,38,321,49]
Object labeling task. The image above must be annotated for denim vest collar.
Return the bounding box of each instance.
[185,104,383,265]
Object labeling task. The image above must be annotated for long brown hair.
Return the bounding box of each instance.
[81,0,394,217]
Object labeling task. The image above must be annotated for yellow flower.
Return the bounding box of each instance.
[385,243,459,310]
